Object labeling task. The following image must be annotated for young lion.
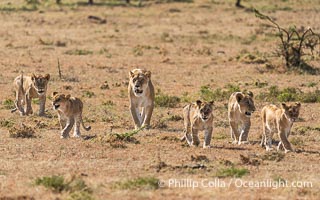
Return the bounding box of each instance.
[52,92,91,139]
[12,73,50,116]
[228,91,256,145]
[181,100,214,148]
[128,69,155,130]
[261,102,301,153]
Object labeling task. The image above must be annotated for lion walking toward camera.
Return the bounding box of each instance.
[228,91,256,144]
[12,73,50,116]
[52,92,91,139]
[260,102,301,153]
[181,100,214,148]
[128,69,155,130]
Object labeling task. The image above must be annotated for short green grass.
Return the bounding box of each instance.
[35,175,66,193]
[155,91,180,108]
[2,99,15,110]
[9,124,35,138]
[83,91,95,98]
[216,167,249,178]
[35,175,93,195]
[0,119,15,128]
[112,177,159,190]
[257,85,320,103]
[199,84,240,102]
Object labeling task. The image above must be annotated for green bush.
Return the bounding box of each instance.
[216,167,249,178]
[35,175,92,194]
[199,84,240,102]
[35,175,67,193]
[113,177,159,190]
[257,86,320,103]
[2,99,15,110]
[155,93,180,108]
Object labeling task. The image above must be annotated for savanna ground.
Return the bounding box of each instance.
[0,0,320,199]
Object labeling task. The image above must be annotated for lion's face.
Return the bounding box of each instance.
[52,92,71,111]
[196,100,214,122]
[236,92,256,117]
[129,69,151,97]
[282,102,301,122]
[31,74,50,96]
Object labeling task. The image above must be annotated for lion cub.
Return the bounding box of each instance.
[228,91,256,145]
[52,92,91,139]
[128,69,155,130]
[12,73,50,116]
[181,100,214,148]
[261,102,301,153]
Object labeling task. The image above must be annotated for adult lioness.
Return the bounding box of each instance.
[12,73,50,116]
[260,102,301,153]
[181,100,214,148]
[228,91,256,144]
[128,69,155,130]
[52,92,91,139]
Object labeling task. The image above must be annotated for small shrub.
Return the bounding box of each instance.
[0,119,15,128]
[294,126,320,135]
[35,175,66,193]
[102,100,115,107]
[95,128,142,148]
[214,133,227,140]
[306,82,317,87]
[191,155,209,162]
[257,85,320,103]
[9,124,35,138]
[290,137,304,147]
[168,114,183,121]
[35,175,92,194]
[277,87,298,102]
[255,9,320,73]
[67,191,95,200]
[2,99,15,110]
[236,52,268,64]
[83,91,95,98]
[199,84,240,102]
[255,80,269,88]
[216,167,249,178]
[32,98,40,104]
[260,152,285,162]
[155,92,180,108]
[113,177,159,190]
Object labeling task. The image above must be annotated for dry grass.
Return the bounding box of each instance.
[0,0,319,199]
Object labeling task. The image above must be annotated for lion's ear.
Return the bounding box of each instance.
[209,101,214,106]
[66,94,71,99]
[247,91,253,98]
[281,102,288,110]
[129,70,134,78]
[236,93,243,103]
[45,74,50,81]
[31,73,36,81]
[52,92,58,97]
[295,102,301,108]
[196,100,202,107]
[144,71,151,78]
